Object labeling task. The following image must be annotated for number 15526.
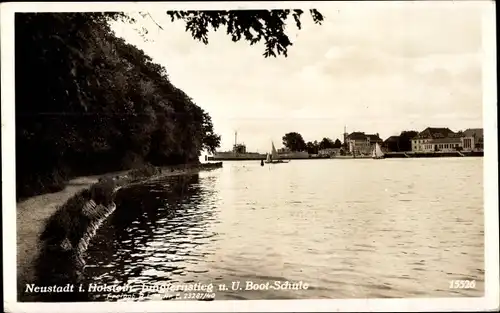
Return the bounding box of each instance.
[449,280,476,289]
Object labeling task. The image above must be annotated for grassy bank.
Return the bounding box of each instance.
[17,162,222,301]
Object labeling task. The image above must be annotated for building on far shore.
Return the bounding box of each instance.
[411,127,484,152]
[383,136,400,152]
[411,127,456,152]
[345,132,383,155]
[461,128,484,151]
[209,131,266,160]
[422,137,462,152]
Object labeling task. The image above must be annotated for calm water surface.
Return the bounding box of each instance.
[85,158,484,301]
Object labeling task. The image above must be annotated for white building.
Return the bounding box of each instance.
[412,127,484,152]
[412,127,458,152]
[420,138,462,152]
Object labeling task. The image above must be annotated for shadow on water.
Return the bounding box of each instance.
[82,174,220,301]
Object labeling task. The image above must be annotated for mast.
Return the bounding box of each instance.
[343,125,348,150]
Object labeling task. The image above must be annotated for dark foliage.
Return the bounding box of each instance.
[304,137,343,154]
[306,141,319,155]
[165,9,324,57]
[16,9,325,200]
[15,13,221,200]
[282,132,307,152]
[319,137,335,150]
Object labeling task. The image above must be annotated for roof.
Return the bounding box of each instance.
[384,136,399,143]
[346,132,382,142]
[462,128,483,138]
[367,134,383,142]
[346,132,368,140]
[414,127,455,139]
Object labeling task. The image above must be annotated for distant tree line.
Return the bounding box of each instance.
[281,130,424,154]
[15,10,325,200]
[282,132,342,154]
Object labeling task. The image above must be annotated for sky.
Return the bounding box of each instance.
[110,1,486,153]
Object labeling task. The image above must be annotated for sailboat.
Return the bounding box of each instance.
[265,142,289,164]
[372,142,385,159]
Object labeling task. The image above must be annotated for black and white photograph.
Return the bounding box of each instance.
[2,1,498,312]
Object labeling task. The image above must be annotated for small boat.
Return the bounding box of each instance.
[265,142,289,164]
[372,142,385,159]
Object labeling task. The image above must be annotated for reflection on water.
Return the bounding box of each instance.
[84,174,220,301]
[85,158,484,301]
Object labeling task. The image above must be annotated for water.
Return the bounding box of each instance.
[84,158,484,301]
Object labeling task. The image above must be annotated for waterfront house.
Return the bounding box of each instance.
[383,136,401,152]
[425,137,463,152]
[345,132,383,155]
[461,128,484,151]
[412,127,461,152]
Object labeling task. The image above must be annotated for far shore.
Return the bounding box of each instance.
[208,150,484,161]
[16,162,222,299]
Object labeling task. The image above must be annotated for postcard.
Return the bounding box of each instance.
[2,1,498,312]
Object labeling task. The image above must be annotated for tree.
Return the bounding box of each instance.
[306,141,319,155]
[319,137,335,150]
[333,139,342,148]
[200,111,221,154]
[282,132,307,152]
[15,13,221,199]
[15,9,326,199]
[109,10,325,57]
[164,10,324,58]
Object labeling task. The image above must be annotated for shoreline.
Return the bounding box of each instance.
[208,151,484,161]
[16,162,223,300]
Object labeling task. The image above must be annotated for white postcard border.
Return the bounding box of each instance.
[2,1,498,312]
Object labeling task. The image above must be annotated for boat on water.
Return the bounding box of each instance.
[265,142,289,164]
[372,142,385,159]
